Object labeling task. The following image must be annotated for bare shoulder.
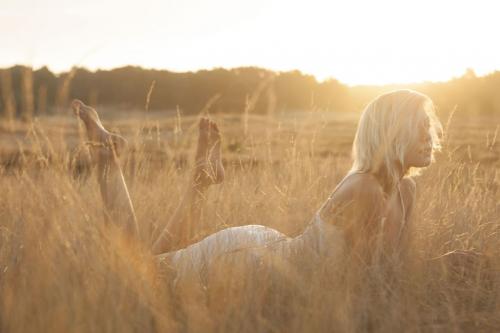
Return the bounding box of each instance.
[323,173,384,215]
[320,172,385,225]
[334,172,385,202]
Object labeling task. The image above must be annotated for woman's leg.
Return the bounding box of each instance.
[71,100,139,238]
[152,118,224,254]
[72,99,224,251]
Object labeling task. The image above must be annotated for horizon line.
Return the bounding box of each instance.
[1,63,497,88]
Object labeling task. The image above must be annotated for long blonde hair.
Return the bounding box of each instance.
[351,89,442,188]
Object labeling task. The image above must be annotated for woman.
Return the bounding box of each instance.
[71,88,442,287]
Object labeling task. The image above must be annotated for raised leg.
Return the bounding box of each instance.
[71,99,139,238]
[152,118,225,254]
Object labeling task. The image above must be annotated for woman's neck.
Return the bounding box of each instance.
[372,162,407,194]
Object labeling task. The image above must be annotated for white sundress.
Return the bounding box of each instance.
[154,171,409,333]
[155,172,385,288]
[157,171,407,289]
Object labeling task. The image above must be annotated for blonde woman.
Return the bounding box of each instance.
[319,89,441,259]
[71,89,442,281]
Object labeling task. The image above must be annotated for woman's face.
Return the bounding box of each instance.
[404,114,433,168]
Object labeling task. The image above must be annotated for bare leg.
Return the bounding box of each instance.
[71,100,139,238]
[152,118,225,254]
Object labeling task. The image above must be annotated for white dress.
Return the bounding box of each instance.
[155,171,408,333]
[155,174,369,288]
[157,214,345,286]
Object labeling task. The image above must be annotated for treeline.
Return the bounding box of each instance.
[0,66,349,118]
[350,69,500,117]
[0,65,499,119]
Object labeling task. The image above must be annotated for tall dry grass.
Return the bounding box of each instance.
[0,109,499,332]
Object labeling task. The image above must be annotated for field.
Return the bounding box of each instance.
[1,106,500,332]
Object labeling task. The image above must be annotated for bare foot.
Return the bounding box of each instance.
[193,118,225,187]
[71,99,127,156]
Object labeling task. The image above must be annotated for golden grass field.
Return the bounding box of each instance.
[0,107,499,332]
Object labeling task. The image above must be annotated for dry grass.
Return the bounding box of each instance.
[1,108,500,332]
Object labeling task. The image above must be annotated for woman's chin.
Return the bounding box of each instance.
[407,156,432,168]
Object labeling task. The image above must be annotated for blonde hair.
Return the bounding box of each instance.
[351,89,442,187]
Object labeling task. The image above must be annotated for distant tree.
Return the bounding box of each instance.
[1,65,499,119]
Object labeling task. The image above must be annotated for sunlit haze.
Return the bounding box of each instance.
[2,0,500,85]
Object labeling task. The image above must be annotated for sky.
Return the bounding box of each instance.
[1,0,500,85]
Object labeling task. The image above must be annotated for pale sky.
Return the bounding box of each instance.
[2,0,499,85]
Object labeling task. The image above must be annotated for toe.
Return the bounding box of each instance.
[199,118,209,131]
[71,99,84,114]
[209,120,219,132]
[209,121,221,141]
